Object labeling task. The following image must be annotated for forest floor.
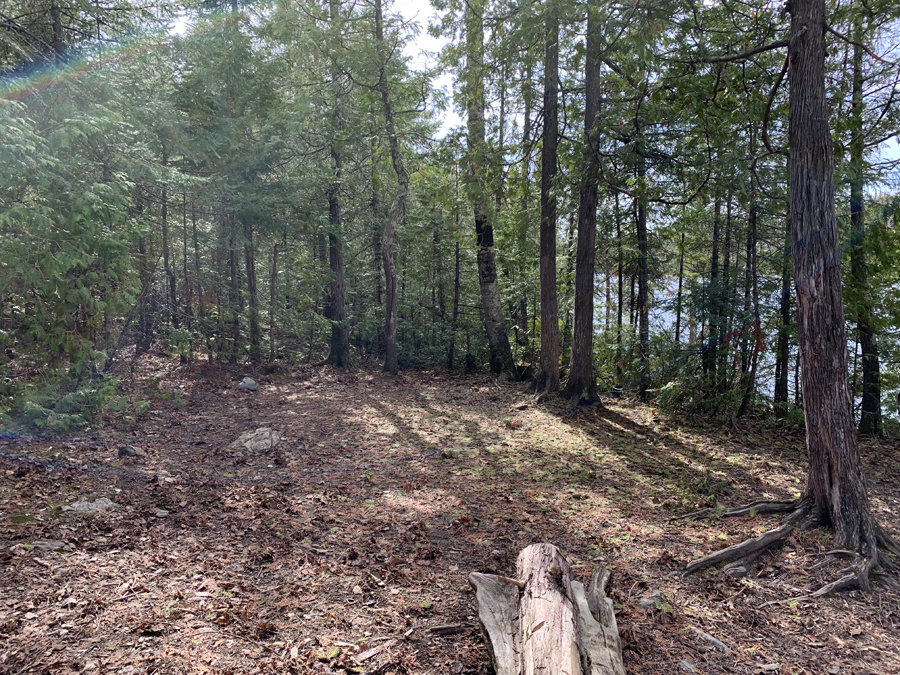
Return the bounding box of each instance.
[1,357,899,675]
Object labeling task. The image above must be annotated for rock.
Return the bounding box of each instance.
[238,377,259,391]
[155,509,170,518]
[636,589,664,611]
[230,427,282,453]
[689,626,730,653]
[118,445,147,459]
[62,497,119,514]
[679,660,697,673]
[754,665,780,673]
[31,540,71,552]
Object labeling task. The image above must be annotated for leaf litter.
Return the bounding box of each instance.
[0,356,898,674]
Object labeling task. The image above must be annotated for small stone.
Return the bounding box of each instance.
[230,428,282,453]
[31,540,71,552]
[636,597,656,611]
[118,445,147,459]
[724,564,748,578]
[63,498,119,514]
[679,659,697,673]
[754,665,780,673]
[155,509,170,518]
[238,377,258,391]
[828,667,840,675]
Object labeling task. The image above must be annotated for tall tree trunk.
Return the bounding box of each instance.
[228,224,239,363]
[161,181,178,331]
[192,202,203,321]
[737,202,759,417]
[774,217,792,418]
[465,0,515,378]
[49,0,63,59]
[563,0,601,404]
[849,22,881,436]
[375,0,407,376]
[533,9,560,395]
[635,159,650,401]
[324,0,349,368]
[675,232,685,343]
[244,224,260,364]
[449,240,461,368]
[788,0,890,585]
[704,198,721,388]
[270,242,278,360]
[616,195,624,381]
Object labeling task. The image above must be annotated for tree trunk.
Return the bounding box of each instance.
[469,544,625,675]
[244,225,260,365]
[269,242,278,360]
[465,0,516,378]
[704,198,721,388]
[616,195,624,381]
[774,217,792,418]
[322,0,349,367]
[449,240,461,368]
[375,0,407,377]
[675,232,685,343]
[563,0,601,405]
[635,160,650,401]
[161,182,178,331]
[533,10,560,395]
[789,0,885,584]
[849,23,881,436]
[228,225,240,363]
[737,202,759,417]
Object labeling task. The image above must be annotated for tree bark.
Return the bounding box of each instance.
[465,0,516,378]
[675,232,685,343]
[324,0,349,368]
[789,0,884,583]
[563,0,601,405]
[533,9,560,395]
[374,0,407,377]
[244,224,260,364]
[269,242,278,360]
[635,160,650,401]
[774,217,792,418]
[849,21,881,436]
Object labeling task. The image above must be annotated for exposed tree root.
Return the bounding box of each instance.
[685,498,900,595]
[673,499,797,522]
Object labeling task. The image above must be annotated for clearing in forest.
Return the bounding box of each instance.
[1,359,899,674]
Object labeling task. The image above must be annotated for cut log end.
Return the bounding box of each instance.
[471,543,625,675]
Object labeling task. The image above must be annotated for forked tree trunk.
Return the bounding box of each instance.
[469,543,625,675]
[533,9,560,395]
[563,0,601,405]
[465,0,516,378]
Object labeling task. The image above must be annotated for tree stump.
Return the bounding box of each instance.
[469,543,625,675]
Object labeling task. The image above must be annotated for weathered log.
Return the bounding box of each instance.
[469,543,625,675]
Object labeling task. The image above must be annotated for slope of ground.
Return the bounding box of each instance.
[1,358,898,674]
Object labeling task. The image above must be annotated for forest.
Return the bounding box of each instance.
[2,0,900,673]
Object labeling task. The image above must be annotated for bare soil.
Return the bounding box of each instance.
[1,357,899,674]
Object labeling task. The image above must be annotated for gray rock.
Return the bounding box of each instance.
[118,445,147,459]
[679,659,697,673]
[636,589,664,611]
[754,665,780,673]
[238,377,258,391]
[62,497,119,514]
[31,540,71,552]
[230,427,282,453]
[154,509,170,518]
[689,626,730,653]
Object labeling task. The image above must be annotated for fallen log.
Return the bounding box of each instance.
[469,543,625,675]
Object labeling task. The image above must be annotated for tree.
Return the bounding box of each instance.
[532,1,559,396]
[562,0,601,405]
[464,0,516,378]
[687,0,897,593]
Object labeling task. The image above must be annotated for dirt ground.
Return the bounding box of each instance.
[1,357,899,674]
